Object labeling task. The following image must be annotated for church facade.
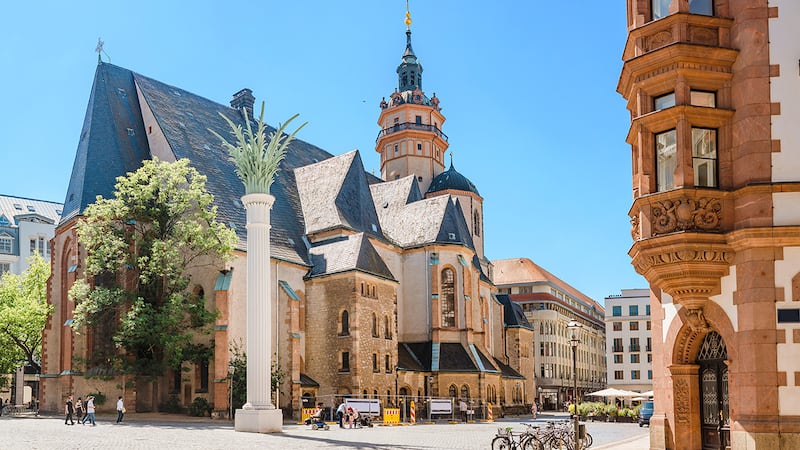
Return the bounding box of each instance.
[619,1,800,448]
[40,20,534,418]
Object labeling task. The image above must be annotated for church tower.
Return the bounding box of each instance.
[376,8,447,194]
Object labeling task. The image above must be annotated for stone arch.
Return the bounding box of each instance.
[668,301,737,365]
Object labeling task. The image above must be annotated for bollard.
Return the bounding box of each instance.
[410,400,416,424]
[487,402,493,422]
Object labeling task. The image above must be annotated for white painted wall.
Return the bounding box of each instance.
[770,0,800,184]
[709,264,738,333]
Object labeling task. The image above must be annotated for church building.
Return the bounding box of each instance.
[40,14,534,418]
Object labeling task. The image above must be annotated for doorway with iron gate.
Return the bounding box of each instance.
[697,331,730,450]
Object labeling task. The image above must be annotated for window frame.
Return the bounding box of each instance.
[440,268,456,328]
[656,129,678,192]
[691,127,718,188]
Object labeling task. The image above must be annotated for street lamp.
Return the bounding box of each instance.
[567,319,583,450]
[229,363,235,421]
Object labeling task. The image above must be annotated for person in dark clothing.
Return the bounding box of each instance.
[64,395,75,425]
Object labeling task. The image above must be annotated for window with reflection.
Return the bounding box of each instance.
[693,128,717,187]
[654,92,675,111]
[689,0,713,16]
[691,90,716,107]
[656,129,677,191]
[441,268,456,327]
[652,0,671,20]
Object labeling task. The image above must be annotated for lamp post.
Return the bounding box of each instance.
[394,366,399,408]
[567,319,583,450]
[229,363,235,421]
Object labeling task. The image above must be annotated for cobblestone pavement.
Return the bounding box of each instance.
[0,412,648,449]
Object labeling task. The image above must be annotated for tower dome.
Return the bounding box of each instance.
[426,161,480,196]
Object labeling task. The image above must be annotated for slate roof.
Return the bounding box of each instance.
[61,63,152,224]
[370,177,474,249]
[62,62,480,275]
[493,357,525,379]
[399,342,493,373]
[294,151,383,238]
[426,161,480,196]
[494,294,534,330]
[0,195,62,226]
[307,233,395,281]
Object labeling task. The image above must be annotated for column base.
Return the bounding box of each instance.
[234,408,283,433]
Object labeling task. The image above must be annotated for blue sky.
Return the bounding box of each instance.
[0,1,646,303]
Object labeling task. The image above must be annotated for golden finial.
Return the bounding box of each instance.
[405,1,412,29]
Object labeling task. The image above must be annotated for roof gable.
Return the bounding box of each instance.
[307,233,394,281]
[61,63,151,223]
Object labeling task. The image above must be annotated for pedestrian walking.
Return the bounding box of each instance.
[459,399,468,423]
[64,395,75,425]
[116,396,125,423]
[336,402,346,428]
[83,396,96,426]
[75,397,84,424]
[531,402,538,420]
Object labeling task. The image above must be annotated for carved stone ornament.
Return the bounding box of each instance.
[647,30,673,51]
[685,308,710,333]
[689,26,718,46]
[674,378,691,424]
[630,214,641,240]
[652,197,722,235]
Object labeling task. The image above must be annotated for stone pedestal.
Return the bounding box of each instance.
[234,408,283,433]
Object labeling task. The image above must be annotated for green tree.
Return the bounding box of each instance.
[0,253,52,373]
[69,157,238,375]
[227,343,285,417]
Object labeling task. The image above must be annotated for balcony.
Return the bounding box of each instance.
[629,188,731,242]
[612,346,624,353]
[629,345,641,352]
[376,122,448,142]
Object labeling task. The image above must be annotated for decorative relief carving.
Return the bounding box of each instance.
[633,249,733,274]
[652,197,722,235]
[689,27,718,46]
[685,308,711,333]
[674,378,691,424]
[630,214,641,241]
[647,31,673,51]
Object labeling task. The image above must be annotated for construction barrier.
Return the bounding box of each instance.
[410,401,416,423]
[383,407,400,424]
[301,408,320,422]
[487,403,493,422]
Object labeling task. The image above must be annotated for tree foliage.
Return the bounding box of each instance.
[0,253,52,373]
[69,158,237,375]
[210,102,306,194]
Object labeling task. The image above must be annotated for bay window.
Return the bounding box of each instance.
[656,129,677,191]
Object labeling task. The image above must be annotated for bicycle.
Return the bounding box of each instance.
[491,426,541,450]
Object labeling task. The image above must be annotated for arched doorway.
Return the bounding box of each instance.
[697,331,729,450]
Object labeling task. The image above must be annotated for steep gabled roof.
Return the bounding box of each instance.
[370,180,474,249]
[133,70,335,265]
[306,233,395,281]
[294,151,383,238]
[494,294,534,330]
[61,63,151,224]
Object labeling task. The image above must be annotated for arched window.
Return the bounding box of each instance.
[373,389,378,399]
[448,384,458,399]
[441,268,456,327]
[384,315,391,339]
[461,385,470,401]
[473,211,481,237]
[372,313,379,337]
[340,310,350,336]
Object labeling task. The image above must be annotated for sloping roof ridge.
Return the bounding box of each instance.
[0,194,63,206]
[131,69,236,116]
[495,257,600,310]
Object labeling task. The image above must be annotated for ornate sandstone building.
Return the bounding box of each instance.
[618,1,800,448]
[40,15,535,418]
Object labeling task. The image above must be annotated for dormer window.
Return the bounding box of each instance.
[0,235,12,254]
[0,215,9,226]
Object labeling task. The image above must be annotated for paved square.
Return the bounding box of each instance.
[0,413,647,449]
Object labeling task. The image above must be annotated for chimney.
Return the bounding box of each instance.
[230,88,255,122]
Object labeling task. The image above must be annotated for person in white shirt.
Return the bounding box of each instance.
[116,396,125,423]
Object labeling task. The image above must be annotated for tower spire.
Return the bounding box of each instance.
[397,1,422,92]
